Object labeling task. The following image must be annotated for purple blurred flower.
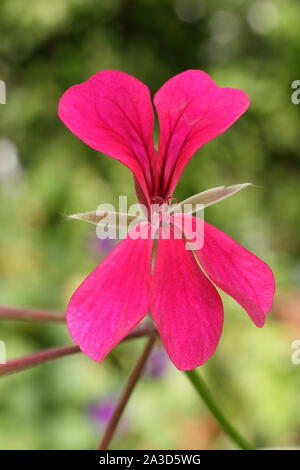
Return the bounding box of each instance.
[87,235,117,259]
[88,398,115,425]
[145,348,169,379]
[88,396,128,433]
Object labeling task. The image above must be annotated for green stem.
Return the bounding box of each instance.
[185,369,253,450]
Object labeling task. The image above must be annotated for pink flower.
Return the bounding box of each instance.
[58,70,275,371]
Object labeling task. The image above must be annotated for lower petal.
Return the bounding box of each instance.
[193,219,275,327]
[151,232,224,370]
[67,223,153,361]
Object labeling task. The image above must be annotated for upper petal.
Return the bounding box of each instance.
[154,70,249,197]
[185,217,275,327]
[66,223,153,362]
[58,70,156,203]
[151,230,224,370]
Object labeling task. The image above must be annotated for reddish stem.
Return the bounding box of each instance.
[0,345,80,376]
[0,324,156,377]
[0,305,65,322]
[98,333,157,450]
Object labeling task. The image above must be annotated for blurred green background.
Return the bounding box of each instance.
[0,0,300,450]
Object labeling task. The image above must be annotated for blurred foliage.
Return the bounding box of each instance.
[0,0,300,450]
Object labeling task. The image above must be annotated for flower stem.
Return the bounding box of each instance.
[98,333,157,450]
[185,369,253,450]
[0,345,80,376]
[0,305,65,322]
[0,325,157,377]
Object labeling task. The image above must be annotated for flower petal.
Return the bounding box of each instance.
[151,230,224,370]
[154,70,250,197]
[58,70,156,203]
[66,223,153,362]
[184,217,275,327]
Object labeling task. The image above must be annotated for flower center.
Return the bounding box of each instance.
[150,196,178,206]
[150,196,178,228]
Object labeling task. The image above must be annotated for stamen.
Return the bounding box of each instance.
[151,195,165,205]
[167,196,179,205]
